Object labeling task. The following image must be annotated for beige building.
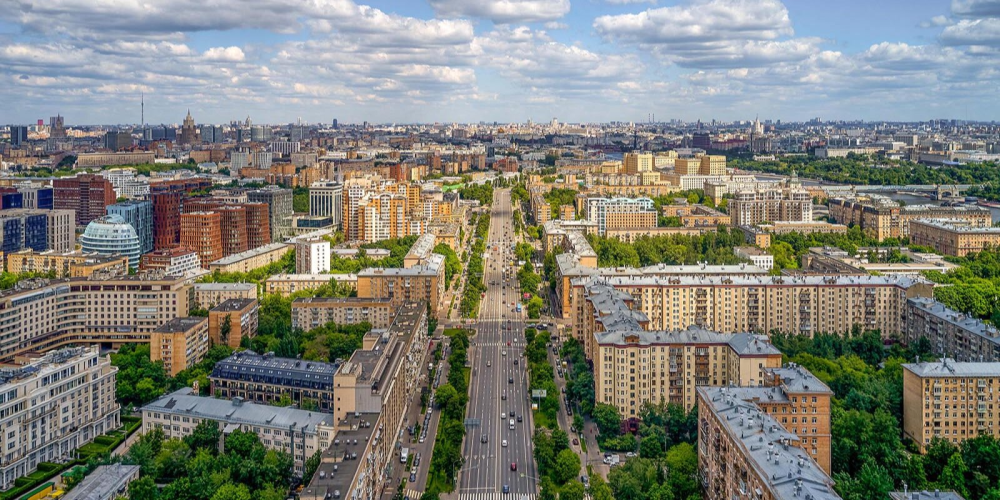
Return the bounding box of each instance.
[909,218,1000,256]
[291,297,394,330]
[142,387,334,476]
[829,195,991,241]
[585,197,657,235]
[150,317,210,376]
[264,273,358,296]
[76,151,156,168]
[193,282,258,309]
[659,204,731,227]
[207,242,292,273]
[4,250,129,278]
[357,253,445,316]
[673,155,726,176]
[0,272,191,361]
[0,347,120,491]
[622,152,653,174]
[906,297,1000,362]
[208,299,259,349]
[604,226,717,242]
[902,359,1000,452]
[729,176,812,226]
[428,222,460,251]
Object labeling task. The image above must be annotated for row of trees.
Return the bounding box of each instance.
[585,227,749,268]
[525,328,561,427]
[327,234,420,274]
[543,188,578,219]
[434,243,462,289]
[458,183,494,206]
[426,329,472,494]
[534,428,585,500]
[730,155,1000,189]
[460,213,490,317]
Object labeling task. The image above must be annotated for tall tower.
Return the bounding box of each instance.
[179,110,200,145]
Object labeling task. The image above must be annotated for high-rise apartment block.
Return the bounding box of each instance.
[909,218,1000,256]
[46,209,74,252]
[151,317,210,376]
[180,211,223,265]
[0,347,120,491]
[906,297,1000,362]
[295,238,331,274]
[247,186,293,240]
[585,197,657,235]
[674,155,726,175]
[902,359,1000,452]
[622,152,653,174]
[53,174,116,226]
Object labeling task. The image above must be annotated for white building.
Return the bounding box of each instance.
[0,347,120,490]
[296,238,331,274]
[309,181,343,228]
[734,246,774,270]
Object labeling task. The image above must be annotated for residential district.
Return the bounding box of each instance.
[1,117,1000,500]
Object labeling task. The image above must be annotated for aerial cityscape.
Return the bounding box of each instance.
[3,1,1000,500]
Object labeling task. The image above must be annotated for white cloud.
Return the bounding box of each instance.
[427,0,570,24]
[951,0,1000,17]
[203,46,245,62]
[604,0,657,4]
[941,18,1000,46]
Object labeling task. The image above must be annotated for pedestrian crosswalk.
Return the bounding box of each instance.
[460,493,536,500]
[475,342,524,347]
[403,488,423,499]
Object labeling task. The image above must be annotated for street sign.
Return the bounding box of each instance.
[532,389,547,398]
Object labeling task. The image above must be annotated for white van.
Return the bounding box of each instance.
[509,418,515,430]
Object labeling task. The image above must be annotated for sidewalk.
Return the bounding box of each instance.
[547,347,609,480]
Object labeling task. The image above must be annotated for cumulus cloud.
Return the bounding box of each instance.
[427,0,570,24]
[203,46,245,62]
[940,18,1000,46]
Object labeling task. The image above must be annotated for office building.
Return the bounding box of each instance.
[291,297,394,330]
[140,247,202,276]
[193,283,258,309]
[0,210,48,254]
[104,130,132,151]
[902,359,1000,452]
[357,253,445,315]
[0,347,120,491]
[151,317,210,376]
[62,465,141,500]
[729,176,812,226]
[16,186,53,210]
[585,197,657,235]
[909,218,1000,256]
[0,190,22,210]
[5,250,129,278]
[9,125,27,147]
[829,195,991,241]
[210,351,340,411]
[80,215,142,269]
[182,198,271,254]
[906,297,1000,362]
[54,174,116,226]
[209,299,259,349]
[207,242,292,273]
[76,151,156,168]
[697,381,840,500]
[142,387,333,476]
[247,186,294,240]
[151,191,183,250]
[622,152,653,175]
[309,181,344,228]
[107,200,154,254]
[180,211,223,266]
[296,238,331,274]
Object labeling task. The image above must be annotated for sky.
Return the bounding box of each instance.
[1,0,998,125]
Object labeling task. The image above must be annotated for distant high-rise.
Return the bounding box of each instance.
[332,119,338,129]
[49,115,66,139]
[104,130,132,151]
[9,126,28,147]
[107,200,154,254]
[178,110,200,146]
[53,174,116,226]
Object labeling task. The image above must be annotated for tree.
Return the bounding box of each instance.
[128,476,159,500]
[211,483,252,500]
[834,462,894,500]
[593,403,621,437]
[589,475,614,500]
[560,480,586,500]
[305,451,322,483]
[552,449,581,484]
[220,314,232,346]
[183,420,221,452]
[940,452,971,499]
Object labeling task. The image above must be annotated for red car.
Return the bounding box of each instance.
[511,462,517,471]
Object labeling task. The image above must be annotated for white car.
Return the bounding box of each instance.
[501,412,507,419]
[502,440,508,447]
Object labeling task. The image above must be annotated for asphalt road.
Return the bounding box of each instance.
[458,188,538,500]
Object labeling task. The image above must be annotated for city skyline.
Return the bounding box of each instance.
[1,0,998,124]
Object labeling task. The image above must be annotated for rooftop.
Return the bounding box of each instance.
[903,358,1000,378]
[266,273,357,282]
[302,412,379,499]
[144,387,333,432]
[209,243,290,266]
[595,326,781,357]
[293,297,392,306]
[211,351,340,386]
[194,282,257,291]
[211,298,257,312]
[405,233,437,260]
[908,297,1000,346]
[573,273,927,289]
[154,317,208,333]
[358,253,444,277]
[911,218,1000,233]
[61,464,141,500]
[889,491,966,500]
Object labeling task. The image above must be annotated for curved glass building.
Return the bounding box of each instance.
[81,214,141,269]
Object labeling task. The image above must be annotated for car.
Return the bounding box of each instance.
[409,473,416,482]
[415,453,421,466]
[513,359,518,365]
[509,410,515,417]
[626,452,636,458]
[511,462,517,471]
[481,435,488,443]
[507,341,511,346]
[502,440,508,447]
[487,360,491,367]
[411,466,417,475]
[501,412,507,419]
[502,350,507,356]
[517,415,522,422]
[502,392,507,400]
[572,438,579,445]
[508,377,514,383]
[502,485,510,494]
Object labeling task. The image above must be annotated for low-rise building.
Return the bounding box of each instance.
[207,242,292,273]
[264,273,358,297]
[62,465,141,500]
[142,387,334,476]
[829,195,990,241]
[210,351,339,411]
[291,297,394,330]
[734,246,774,270]
[140,247,202,276]
[0,347,120,491]
[4,249,129,278]
[209,299,259,349]
[902,359,1000,452]
[909,218,1000,256]
[193,282,258,309]
[151,317,210,376]
[906,297,1000,362]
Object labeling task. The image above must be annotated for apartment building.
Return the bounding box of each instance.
[180,212,223,266]
[622,152,653,174]
[5,250,129,278]
[142,387,334,476]
[139,247,202,276]
[208,299,259,349]
[531,193,552,225]
[0,272,191,361]
[585,197,657,235]
[210,350,339,411]
[296,238,331,274]
[150,317,210,376]
[906,297,1000,362]
[46,210,75,253]
[673,155,726,176]
[53,174,116,226]
[0,347,120,490]
[902,359,1000,452]
[300,412,382,500]
[659,204,731,227]
[264,273,357,296]
[909,218,1000,256]
[729,178,812,226]
[246,186,293,240]
[291,297,394,330]
[207,242,292,273]
[697,383,840,500]
[829,195,991,241]
[357,253,445,316]
[193,283,258,309]
[0,210,49,254]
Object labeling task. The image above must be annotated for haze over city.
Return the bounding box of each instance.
[2,0,999,124]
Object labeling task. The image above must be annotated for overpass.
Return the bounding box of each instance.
[821,184,976,199]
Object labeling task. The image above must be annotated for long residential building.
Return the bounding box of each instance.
[829,195,991,241]
[902,359,1000,452]
[906,297,1000,362]
[192,282,258,309]
[4,250,129,278]
[357,253,445,315]
[291,297,395,330]
[264,273,358,297]
[142,387,334,476]
[207,242,292,273]
[909,218,1000,256]
[210,351,340,411]
[0,347,120,490]
[0,272,191,361]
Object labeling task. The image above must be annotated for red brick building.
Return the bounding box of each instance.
[180,212,223,265]
[53,174,116,226]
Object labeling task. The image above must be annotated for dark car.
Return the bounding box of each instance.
[508,377,514,383]
[409,473,417,482]
[517,415,523,422]
[573,438,579,445]
[502,485,510,494]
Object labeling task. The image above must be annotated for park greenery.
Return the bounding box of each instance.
[460,213,490,317]
[534,428,584,500]
[426,328,472,495]
[560,339,595,417]
[327,234,420,274]
[292,186,309,213]
[525,328,560,428]
[458,183,494,206]
[433,242,462,290]
[585,228,749,268]
[543,188,578,219]
[125,425,294,500]
[111,343,236,407]
[923,246,1000,322]
[0,269,57,290]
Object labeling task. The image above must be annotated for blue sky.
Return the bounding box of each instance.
[0,0,997,125]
